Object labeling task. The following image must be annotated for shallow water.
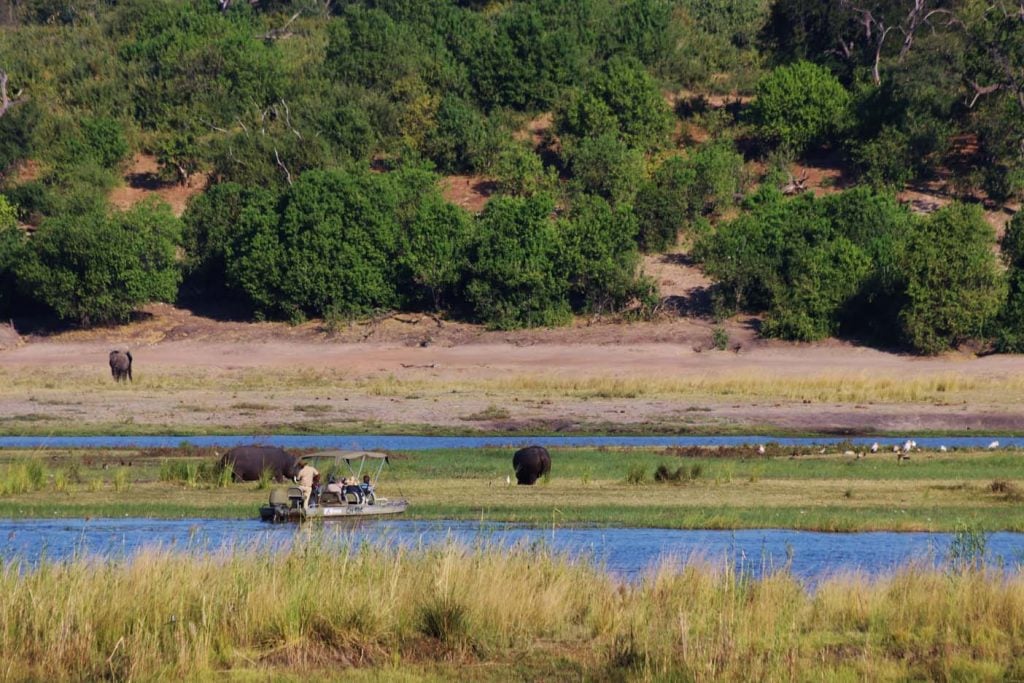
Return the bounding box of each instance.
[0,434,1020,450]
[1,518,1021,581]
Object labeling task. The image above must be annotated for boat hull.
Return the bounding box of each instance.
[260,500,408,523]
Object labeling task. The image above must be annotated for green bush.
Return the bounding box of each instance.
[993,213,1024,352]
[397,194,474,311]
[566,133,645,206]
[559,194,654,315]
[0,197,31,317]
[634,156,696,252]
[556,55,672,151]
[467,194,571,329]
[750,60,850,153]
[698,187,913,343]
[490,143,556,198]
[421,96,489,174]
[17,199,182,325]
[900,204,1005,354]
[685,140,745,216]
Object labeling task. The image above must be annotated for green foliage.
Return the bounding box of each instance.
[421,96,489,174]
[0,100,40,172]
[633,156,696,252]
[712,326,729,350]
[230,168,404,319]
[566,133,645,206]
[993,213,1024,353]
[469,2,591,110]
[671,0,769,89]
[750,60,850,154]
[0,197,30,317]
[118,0,284,130]
[397,194,475,311]
[900,204,1005,354]
[560,194,654,315]
[685,139,745,215]
[556,55,672,151]
[633,142,743,252]
[16,199,182,325]
[490,143,556,198]
[180,182,280,302]
[467,195,570,329]
[78,116,129,169]
[698,187,913,343]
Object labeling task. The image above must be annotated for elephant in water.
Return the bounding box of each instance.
[109,349,133,382]
[512,445,551,485]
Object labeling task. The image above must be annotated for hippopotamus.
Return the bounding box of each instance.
[220,446,299,482]
[512,445,551,485]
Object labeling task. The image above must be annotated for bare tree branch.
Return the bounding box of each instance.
[274,148,292,186]
[280,99,301,139]
[0,69,23,119]
[261,11,301,41]
[966,79,1003,108]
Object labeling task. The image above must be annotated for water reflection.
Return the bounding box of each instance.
[1,518,1022,581]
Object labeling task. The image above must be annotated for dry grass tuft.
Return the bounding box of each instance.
[2,544,1024,680]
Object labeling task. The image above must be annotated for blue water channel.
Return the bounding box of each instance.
[0,434,1021,450]
[1,518,1021,581]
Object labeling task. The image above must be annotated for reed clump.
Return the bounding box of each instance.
[2,544,1024,680]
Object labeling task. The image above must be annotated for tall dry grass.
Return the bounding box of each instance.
[2,543,1024,681]
[6,366,1024,404]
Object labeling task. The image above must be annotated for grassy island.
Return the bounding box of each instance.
[1,446,1024,532]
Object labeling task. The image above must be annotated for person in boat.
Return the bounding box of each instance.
[325,474,344,497]
[293,460,319,508]
[343,476,364,503]
[310,473,322,508]
[360,474,374,498]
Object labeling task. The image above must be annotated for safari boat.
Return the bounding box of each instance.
[259,450,408,523]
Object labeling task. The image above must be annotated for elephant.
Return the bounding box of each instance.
[109,349,133,382]
[220,446,299,482]
[512,445,551,485]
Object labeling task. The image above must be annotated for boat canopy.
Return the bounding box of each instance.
[303,450,389,463]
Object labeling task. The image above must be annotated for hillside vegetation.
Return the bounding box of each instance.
[0,0,1022,353]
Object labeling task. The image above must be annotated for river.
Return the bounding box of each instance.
[0,434,1019,450]
[1,518,1020,581]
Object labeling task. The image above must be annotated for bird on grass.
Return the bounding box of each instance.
[988,441,1000,450]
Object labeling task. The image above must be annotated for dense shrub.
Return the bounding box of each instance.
[0,197,29,317]
[633,141,743,252]
[16,199,182,325]
[397,195,475,311]
[566,133,645,206]
[490,143,556,198]
[996,213,1024,352]
[698,187,914,343]
[227,168,407,320]
[556,55,672,151]
[421,96,489,174]
[900,204,1005,354]
[634,156,696,252]
[467,195,571,329]
[684,140,744,216]
[750,60,850,153]
[118,1,284,130]
[559,194,654,315]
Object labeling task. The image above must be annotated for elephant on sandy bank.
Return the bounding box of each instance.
[109,349,133,382]
[513,445,551,485]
